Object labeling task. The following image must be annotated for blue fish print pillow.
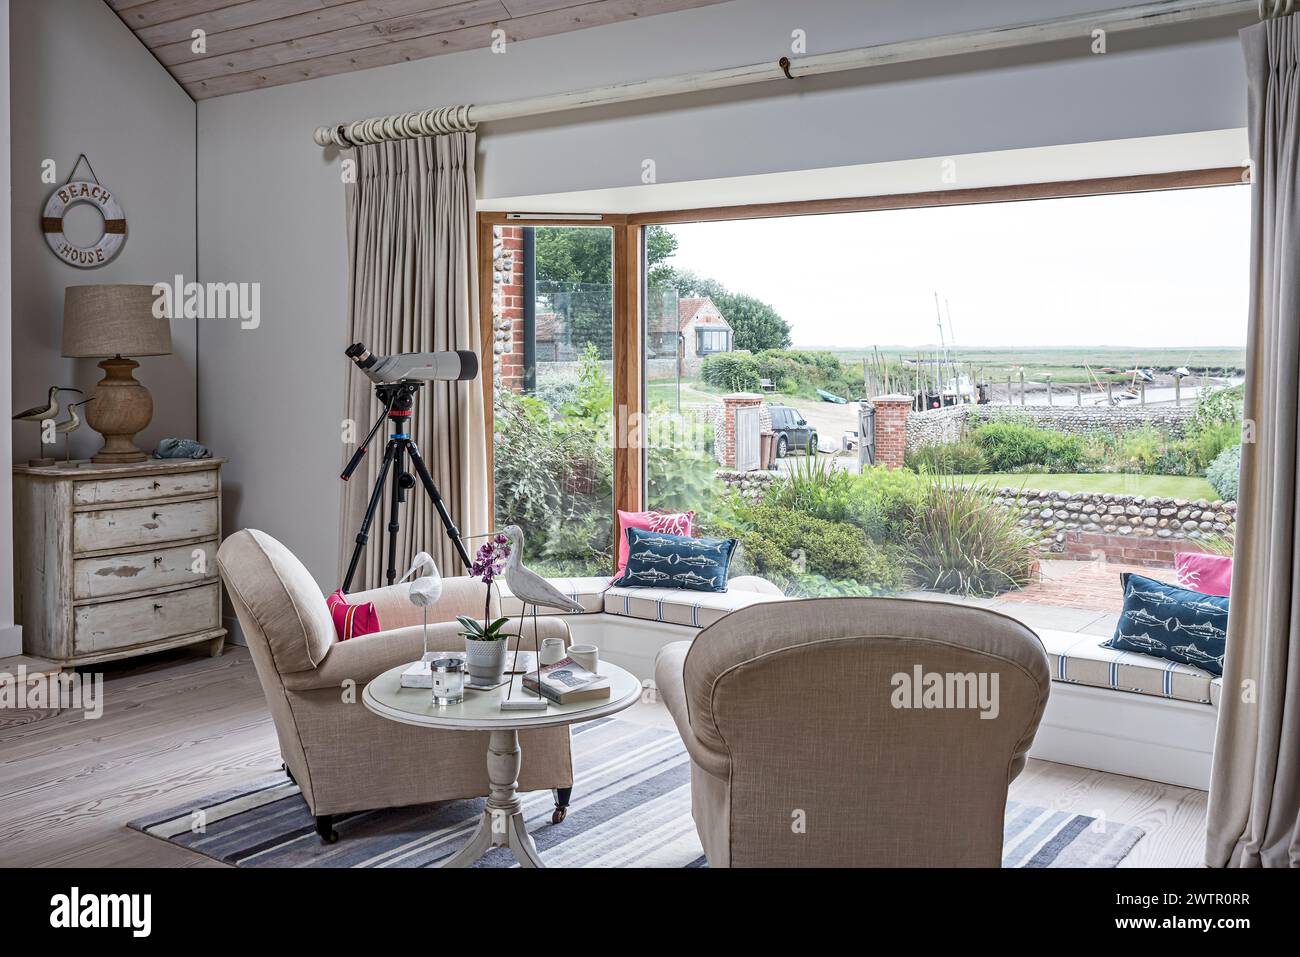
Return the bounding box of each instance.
[611,527,736,593]
[1103,572,1229,676]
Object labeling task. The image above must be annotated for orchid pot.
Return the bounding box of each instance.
[460,533,515,683]
[458,615,512,683]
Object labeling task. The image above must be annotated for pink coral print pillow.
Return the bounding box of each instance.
[1174,552,1232,598]
[326,589,381,641]
[616,509,694,575]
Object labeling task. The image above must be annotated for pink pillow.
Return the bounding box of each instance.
[1174,552,1233,598]
[326,589,381,641]
[616,509,694,574]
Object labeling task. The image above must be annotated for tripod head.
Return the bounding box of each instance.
[341,380,425,483]
[374,379,423,418]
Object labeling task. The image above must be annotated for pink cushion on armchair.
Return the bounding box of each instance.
[615,509,694,574]
[326,589,382,641]
[1174,552,1233,598]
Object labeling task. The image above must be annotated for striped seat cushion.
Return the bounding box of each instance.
[498,576,610,616]
[1036,628,1221,706]
[604,584,786,629]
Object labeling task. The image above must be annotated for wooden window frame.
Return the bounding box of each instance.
[477,165,1246,539]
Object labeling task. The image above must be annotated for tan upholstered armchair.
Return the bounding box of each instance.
[654,598,1050,867]
[217,529,574,842]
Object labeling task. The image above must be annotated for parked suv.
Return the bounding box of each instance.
[767,404,817,458]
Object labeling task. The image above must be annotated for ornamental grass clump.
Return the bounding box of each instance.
[908,477,1040,597]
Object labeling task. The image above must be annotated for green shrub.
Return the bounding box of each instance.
[732,501,906,594]
[905,439,988,475]
[971,422,1083,471]
[846,466,928,544]
[766,454,856,521]
[1190,419,1241,471]
[1120,425,1167,473]
[1206,444,1241,501]
[908,477,1040,596]
[701,351,761,392]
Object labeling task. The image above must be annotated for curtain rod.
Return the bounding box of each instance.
[313,0,1259,148]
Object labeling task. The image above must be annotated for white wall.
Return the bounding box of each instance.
[0,0,16,657]
[9,0,197,465]
[196,0,1251,590]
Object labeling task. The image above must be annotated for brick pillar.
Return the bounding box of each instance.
[491,225,526,392]
[872,394,912,469]
[718,393,763,468]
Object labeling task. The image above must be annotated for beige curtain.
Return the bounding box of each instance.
[1206,15,1300,868]
[339,133,487,588]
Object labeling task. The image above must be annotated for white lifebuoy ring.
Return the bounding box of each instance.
[42,180,126,268]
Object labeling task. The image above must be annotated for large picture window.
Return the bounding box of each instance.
[483,170,1248,598]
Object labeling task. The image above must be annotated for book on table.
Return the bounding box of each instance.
[522,657,611,704]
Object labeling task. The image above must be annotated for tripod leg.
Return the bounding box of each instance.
[406,441,473,570]
[342,440,398,592]
[384,443,406,586]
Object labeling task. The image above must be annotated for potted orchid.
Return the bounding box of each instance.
[457,534,513,684]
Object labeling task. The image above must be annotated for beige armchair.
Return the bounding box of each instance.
[654,598,1050,867]
[217,529,573,842]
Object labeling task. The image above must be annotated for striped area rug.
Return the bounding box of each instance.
[127,719,1144,867]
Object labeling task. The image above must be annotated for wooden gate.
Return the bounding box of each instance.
[734,405,761,472]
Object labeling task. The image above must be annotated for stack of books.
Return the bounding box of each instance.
[523,657,610,704]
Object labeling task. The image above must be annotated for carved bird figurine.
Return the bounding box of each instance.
[465,525,583,710]
[13,386,82,423]
[398,551,443,659]
[495,525,584,617]
[53,397,94,463]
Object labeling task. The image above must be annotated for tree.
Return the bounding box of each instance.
[715,292,791,352]
[535,224,677,286]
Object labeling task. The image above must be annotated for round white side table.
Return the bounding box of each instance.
[362,661,642,868]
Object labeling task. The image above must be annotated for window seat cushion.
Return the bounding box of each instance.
[604,581,786,628]
[1036,628,1221,707]
[498,576,611,616]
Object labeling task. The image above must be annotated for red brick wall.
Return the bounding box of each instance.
[493,225,526,392]
[1057,531,1215,569]
[719,394,762,468]
[872,396,911,469]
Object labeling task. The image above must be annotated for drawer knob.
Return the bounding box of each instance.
[153,556,163,566]
[152,481,161,489]
[153,603,163,611]
[151,512,161,520]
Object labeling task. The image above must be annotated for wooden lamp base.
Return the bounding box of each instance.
[84,356,153,464]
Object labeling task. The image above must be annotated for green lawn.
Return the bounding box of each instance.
[953,472,1220,500]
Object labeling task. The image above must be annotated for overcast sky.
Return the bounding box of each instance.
[665,185,1250,350]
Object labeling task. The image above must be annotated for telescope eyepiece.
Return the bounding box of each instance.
[346,342,378,370]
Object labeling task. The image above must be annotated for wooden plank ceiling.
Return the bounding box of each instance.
[107,0,730,99]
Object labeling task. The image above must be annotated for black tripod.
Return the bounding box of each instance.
[341,381,472,592]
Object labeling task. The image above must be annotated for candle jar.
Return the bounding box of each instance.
[429,657,464,707]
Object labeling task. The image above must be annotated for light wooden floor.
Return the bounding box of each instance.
[0,647,1209,868]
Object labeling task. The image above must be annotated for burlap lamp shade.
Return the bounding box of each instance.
[62,284,172,463]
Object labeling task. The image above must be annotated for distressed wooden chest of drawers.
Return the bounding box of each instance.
[13,459,226,666]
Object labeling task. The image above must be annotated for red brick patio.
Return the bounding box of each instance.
[998,560,1166,614]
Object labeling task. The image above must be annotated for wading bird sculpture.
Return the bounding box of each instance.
[54,397,94,463]
[398,551,443,659]
[465,525,583,703]
[13,386,81,423]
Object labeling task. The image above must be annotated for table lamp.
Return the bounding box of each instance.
[62,284,172,464]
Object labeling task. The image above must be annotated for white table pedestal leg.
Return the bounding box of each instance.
[439,728,545,868]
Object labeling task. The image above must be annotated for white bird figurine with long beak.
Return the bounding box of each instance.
[465,525,582,711]
[397,551,442,660]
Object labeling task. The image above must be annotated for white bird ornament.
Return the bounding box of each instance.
[398,551,443,659]
[465,525,582,711]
